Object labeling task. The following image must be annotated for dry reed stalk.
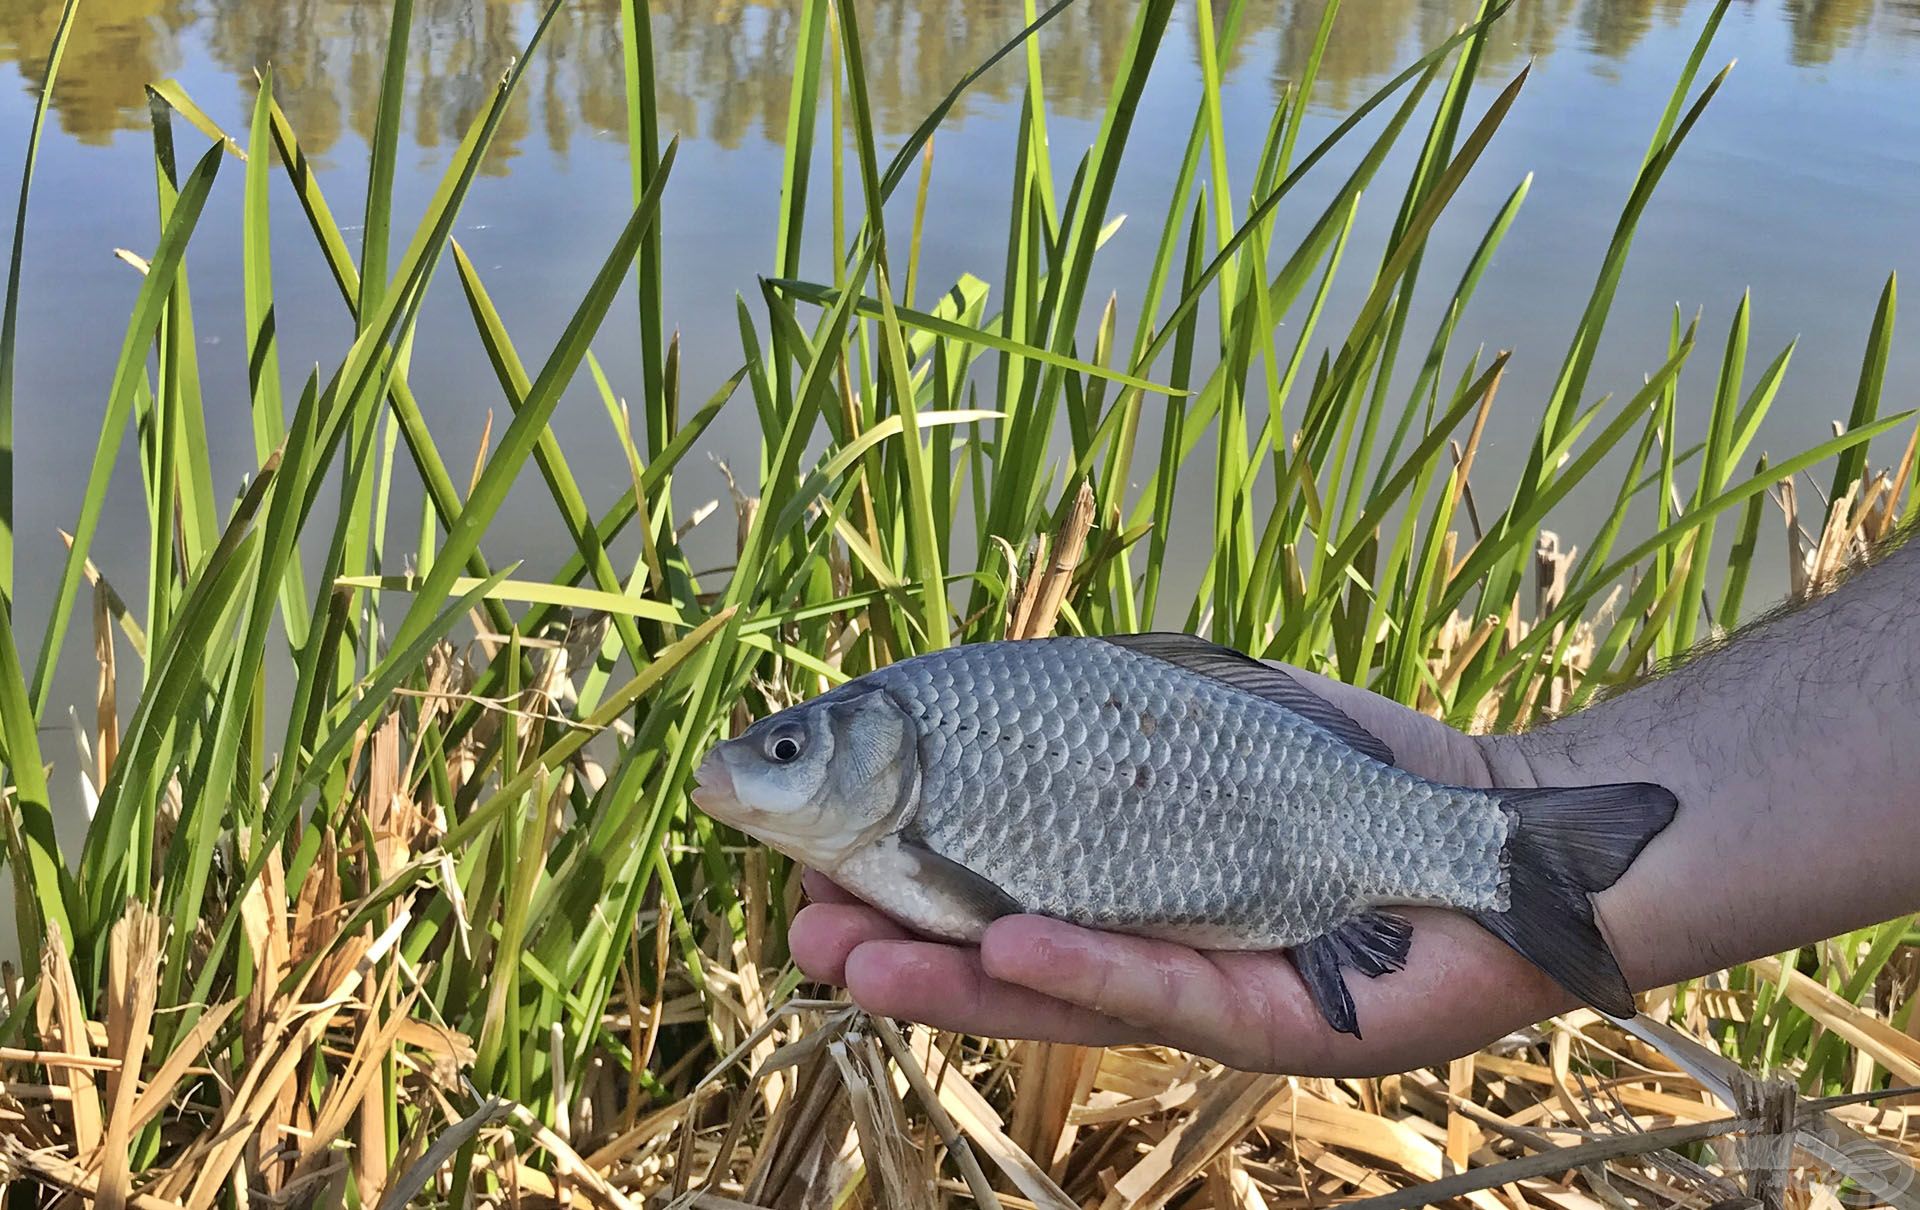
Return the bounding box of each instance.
[0,1048,116,1072]
[94,901,162,1210]
[1204,1151,1269,1210]
[0,1135,188,1210]
[1774,475,1811,599]
[1534,533,1573,713]
[126,998,240,1133]
[290,976,419,1187]
[1447,1053,1478,1172]
[1775,471,1903,604]
[238,835,292,1191]
[1266,1084,1507,1208]
[293,827,345,991]
[1004,532,1049,641]
[902,1028,1076,1209]
[1421,613,1500,716]
[58,528,145,656]
[827,1033,928,1210]
[1009,481,1097,640]
[34,923,101,1159]
[1886,424,1920,539]
[996,483,1106,1202]
[468,409,495,500]
[1812,479,1863,595]
[357,716,420,1202]
[501,1099,644,1210]
[1545,1028,1594,1135]
[1098,1069,1283,1209]
[1452,364,1502,515]
[740,1041,858,1206]
[869,1017,1003,1209]
[715,932,780,1119]
[1469,1052,1721,1122]
[1065,1071,1207,1127]
[1008,1042,1098,1182]
[178,914,406,1210]
[374,1096,511,1210]
[91,581,118,786]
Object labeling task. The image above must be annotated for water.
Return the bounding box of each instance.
[1,0,1918,771]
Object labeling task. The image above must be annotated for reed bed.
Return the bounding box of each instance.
[0,0,1917,1206]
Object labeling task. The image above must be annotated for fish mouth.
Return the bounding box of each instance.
[689,750,736,816]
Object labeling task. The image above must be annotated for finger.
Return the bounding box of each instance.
[799,867,860,905]
[842,938,1147,1048]
[979,915,1250,1041]
[790,902,912,986]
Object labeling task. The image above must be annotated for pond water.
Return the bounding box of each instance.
[0,0,1918,751]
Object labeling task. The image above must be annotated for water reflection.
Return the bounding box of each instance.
[0,0,1913,158]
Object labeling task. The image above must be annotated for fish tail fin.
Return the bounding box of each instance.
[1470,783,1678,1017]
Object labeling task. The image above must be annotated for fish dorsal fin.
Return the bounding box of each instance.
[1099,632,1396,766]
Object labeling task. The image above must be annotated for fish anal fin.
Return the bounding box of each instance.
[1100,633,1395,766]
[1289,911,1414,1039]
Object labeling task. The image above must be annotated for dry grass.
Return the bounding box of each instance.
[4,488,1917,1210]
[5,856,1916,1209]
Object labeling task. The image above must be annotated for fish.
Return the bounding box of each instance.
[689,632,1677,1037]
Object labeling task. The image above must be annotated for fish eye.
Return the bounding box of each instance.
[764,724,806,764]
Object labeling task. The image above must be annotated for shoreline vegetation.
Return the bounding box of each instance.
[0,0,1916,1205]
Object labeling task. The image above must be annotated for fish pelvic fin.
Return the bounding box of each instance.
[1289,911,1414,1039]
[1473,783,1679,1017]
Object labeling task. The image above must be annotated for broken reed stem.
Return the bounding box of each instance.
[1340,1116,1756,1210]
[1009,481,1097,640]
[1345,1079,1920,1210]
[873,1018,1005,1210]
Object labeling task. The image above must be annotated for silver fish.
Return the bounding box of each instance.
[691,633,1676,1036]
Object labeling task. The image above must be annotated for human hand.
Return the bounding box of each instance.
[788,666,1586,1077]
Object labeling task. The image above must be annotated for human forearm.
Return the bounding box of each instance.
[1481,534,1920,992]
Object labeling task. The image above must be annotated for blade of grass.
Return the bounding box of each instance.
[0,0,80,604]
[30,141,223,715]
[768,279,1180,395]
[1473,409,1915,698]
[386,141,679,663]
[1829,272,1896,510]
[619,0,668,457]
[358,0,413,324]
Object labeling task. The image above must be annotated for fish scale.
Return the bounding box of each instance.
[863,638,1505,946]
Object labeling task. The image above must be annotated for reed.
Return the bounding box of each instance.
[0,0,1914,1205]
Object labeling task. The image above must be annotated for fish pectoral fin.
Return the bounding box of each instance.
[1289,911,1414,1039]
[1099,633,1395,766]
[900,839,1024,927]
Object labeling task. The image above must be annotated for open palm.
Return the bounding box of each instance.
[788,667,1583,1076]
